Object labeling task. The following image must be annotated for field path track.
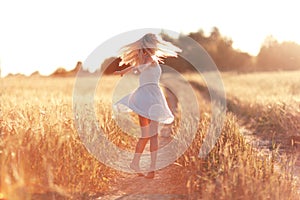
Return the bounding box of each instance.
[97,136,189,200]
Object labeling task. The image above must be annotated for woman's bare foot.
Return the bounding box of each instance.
[130,163,144,176]
[144,171,155,179]
[130,162,140,171]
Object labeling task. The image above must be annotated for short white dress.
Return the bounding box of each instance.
[113,62,174,124]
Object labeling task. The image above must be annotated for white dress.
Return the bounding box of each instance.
[113,62,174,124]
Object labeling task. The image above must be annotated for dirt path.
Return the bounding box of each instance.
[99,136,188,200]
[98,126,299,199]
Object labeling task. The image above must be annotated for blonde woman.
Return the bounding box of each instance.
[114,33,181,178]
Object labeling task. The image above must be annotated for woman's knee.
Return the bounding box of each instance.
[138,115,150,126]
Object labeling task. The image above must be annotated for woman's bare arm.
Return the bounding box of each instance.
[113,66,135,76]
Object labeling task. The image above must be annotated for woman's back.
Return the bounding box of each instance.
[138,63,161,86]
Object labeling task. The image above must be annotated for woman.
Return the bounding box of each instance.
[113,33,181,178]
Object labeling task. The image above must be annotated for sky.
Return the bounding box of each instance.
[0,0,299,77]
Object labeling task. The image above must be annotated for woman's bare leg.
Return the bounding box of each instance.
[143,120,158,178]
[149,121,158,170]
[130,115,150,172]
[149,134,158,170]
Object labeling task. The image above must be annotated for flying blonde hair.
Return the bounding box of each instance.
[118,33,182,67]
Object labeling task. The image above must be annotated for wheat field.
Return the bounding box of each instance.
[0,71,299,199]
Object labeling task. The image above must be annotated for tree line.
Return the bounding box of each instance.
[101,27,300,74]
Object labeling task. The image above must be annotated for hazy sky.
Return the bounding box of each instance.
[0,0,299,77]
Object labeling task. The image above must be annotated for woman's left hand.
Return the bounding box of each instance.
[113,71,123,76]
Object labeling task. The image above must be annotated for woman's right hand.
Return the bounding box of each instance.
[113,66,134,77]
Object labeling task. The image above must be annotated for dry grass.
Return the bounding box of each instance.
[0,71,299,199]
[0,77,117,199]
[221,71,300,150]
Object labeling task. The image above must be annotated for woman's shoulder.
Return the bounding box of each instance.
[148,61,160,67]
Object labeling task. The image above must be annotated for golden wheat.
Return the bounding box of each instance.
[0,71,299,199]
